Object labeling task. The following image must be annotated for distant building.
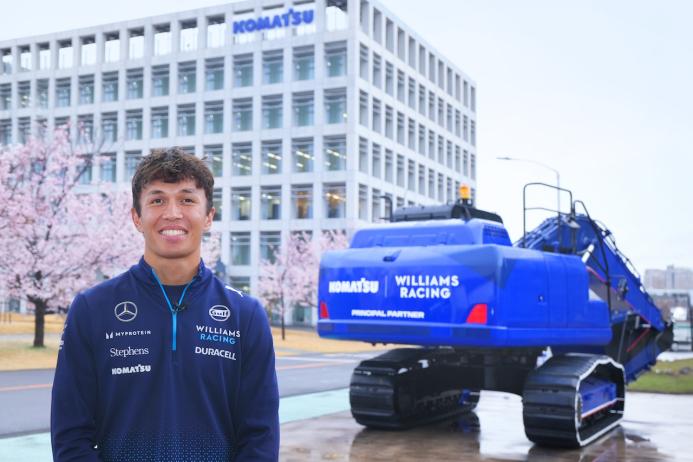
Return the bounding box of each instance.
[644,265,693,291]
[0,0,477,324]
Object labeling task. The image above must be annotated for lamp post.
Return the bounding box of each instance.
[496,156,561,213]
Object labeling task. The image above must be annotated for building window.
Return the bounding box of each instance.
[396,154,405,187]
[207,16,226,48]
[58,40,73,69]
[125,151,141,180]
[154,24,172,56]
[292,184,313,219]
[232,142,252,176]
[212,188,222,221]
[262,50,283,84]
[463,150,469,177]
[231,188,251,220]
[180,20,198,52]
[262,95,283,129]
[232,98,252,131]
[1,49,12,74]
[152,65,170,97]
[324,183,346,218]
[471,153,476,179]
[126,110,143,140]
[102,72,118,102]
[358,184,368,220]
[384,150,393,183]
[126,68,143,99]
[471,120,476,146]
[101,153,116,182]
[261,186,281,220]
[260,231,281,263]
[372,143,382,178]
[261,140,282,175]
[408,160,415,191]
[471,86,476,112]
[372,98,381,132]
[178,61,197,94]
[384,105,393,139]
[326,0,348,31]
[19,46,31,71]
[230,232,251,265]
[204,144,223,177]
[38,43,51,70]
[102,112,118,143]
[177,104,196,136]
[205,58,224,91]
[359,91,368,127]
[56,78,71,107]
[0,119,11,145]
[204,101,223,134]
[325,41,347,77]
[81,36,96,66]
[385,62,394,95]
[104,32,120,63]
[292,138,314,173]
[18,117,31,144]
[372,53,382,87]
[359,137,369,174]
[151,106,169,139]
[128,29,144,59]
[325,88,347,124]
[292,92,314,127]
[0,84,9,110]
[359,44,369,81]
[293,46,314,81]
[18,81,31,108]
[233,54,253,87]
[37,79,49,109]
[370,188,380,221]
[78,75,94,105]
[77,115,94,144]
[324,136,346,171]
[79,154,92,185]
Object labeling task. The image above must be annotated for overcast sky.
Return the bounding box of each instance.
[2,0,691,274]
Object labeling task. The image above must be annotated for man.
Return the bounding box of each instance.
[51,148,279,461]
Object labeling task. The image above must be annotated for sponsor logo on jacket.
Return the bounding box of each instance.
[111,364,151,375]
[110,346,150,358]
[209,305,231,322]
[196,325,240,345]
[195,346,237,361]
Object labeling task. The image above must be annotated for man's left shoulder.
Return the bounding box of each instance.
[210,277,263,318]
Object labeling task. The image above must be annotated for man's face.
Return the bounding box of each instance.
[131,179,215,261]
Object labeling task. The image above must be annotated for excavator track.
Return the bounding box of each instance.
[349,348,478,429]
[522,354,625,448]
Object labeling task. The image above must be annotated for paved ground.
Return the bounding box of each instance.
[280,391,693,461]
[0,352,368,437]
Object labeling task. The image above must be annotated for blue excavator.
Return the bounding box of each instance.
[317,183,672,447]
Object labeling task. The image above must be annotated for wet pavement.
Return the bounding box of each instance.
[280,391,693,461]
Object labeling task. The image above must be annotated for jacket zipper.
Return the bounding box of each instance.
[151,269,194,351]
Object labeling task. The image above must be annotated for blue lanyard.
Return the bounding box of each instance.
[151,268,194,351]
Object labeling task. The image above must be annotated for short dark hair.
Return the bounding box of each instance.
[131,147,214,216]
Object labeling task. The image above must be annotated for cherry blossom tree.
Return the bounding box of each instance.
[0,128,223,348]
[257,230,349,340]
[0,129,142,347]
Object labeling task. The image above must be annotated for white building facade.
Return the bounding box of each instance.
[0,0,477,324]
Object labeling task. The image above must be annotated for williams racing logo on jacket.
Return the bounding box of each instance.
[196,325,240,346]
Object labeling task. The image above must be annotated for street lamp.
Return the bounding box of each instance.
[496,156,561,213]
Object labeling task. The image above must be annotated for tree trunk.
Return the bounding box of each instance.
[32,298,47,348]
[281,306,286,341]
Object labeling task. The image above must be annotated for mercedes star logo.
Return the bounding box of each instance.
[114,301,138,322]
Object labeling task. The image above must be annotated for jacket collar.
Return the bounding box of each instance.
[130,256,211,288]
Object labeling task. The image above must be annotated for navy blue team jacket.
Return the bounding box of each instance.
[51,257,279,461]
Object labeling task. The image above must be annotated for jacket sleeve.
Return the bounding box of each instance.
[51,293,102,462]
[234,299,280,461]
